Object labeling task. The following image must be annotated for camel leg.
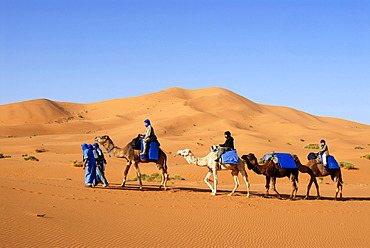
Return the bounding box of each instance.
[133,162,143,190]
[158,153,168,190]
[271,177,281,199]
[335,178,343,200]
[240,170,250,198]
[121,162,132,187]
[212,168,218,195]
[313,177,320,199]
[204,170,214,194]
[304,177,313,199]
[159,171,168,191]
[265,176,270,197]
[290,179,298,200]
[229,171,240,196]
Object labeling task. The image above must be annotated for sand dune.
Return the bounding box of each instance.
[1,87,370,247]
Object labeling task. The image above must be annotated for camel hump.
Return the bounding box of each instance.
[274,153,297,169]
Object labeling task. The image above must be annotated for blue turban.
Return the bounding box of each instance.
[144,119,150,124]
[320,139,326,144]
[87,144,93,149]
[81,143,88,151]
[93,143,99,148]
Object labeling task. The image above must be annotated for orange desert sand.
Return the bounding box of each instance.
[1,87,369,247]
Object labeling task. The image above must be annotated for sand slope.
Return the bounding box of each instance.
[1,87,370,247]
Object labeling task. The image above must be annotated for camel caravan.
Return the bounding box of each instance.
[86,120,343,200]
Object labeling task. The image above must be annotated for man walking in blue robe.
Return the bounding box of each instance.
[82,143,97,187]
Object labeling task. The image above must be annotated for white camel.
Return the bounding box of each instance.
[176,148,250,197]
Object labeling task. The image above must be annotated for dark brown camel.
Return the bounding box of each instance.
[292,154,343,200]
[241,153,298,199]
[94,135,169,190]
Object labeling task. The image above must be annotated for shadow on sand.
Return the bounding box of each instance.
[91,183,370,202]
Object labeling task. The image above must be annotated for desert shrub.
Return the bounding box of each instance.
[355,146,364,150]
[339,161,355,170]
[360,154,370,160]
[129,173,185,182]
[24,156,39,161]
[304,144,319,149]
[35,147,47,153]
[72,160,84,167]
[0,153,11,159]
[286,143,292,145]
[22,154,28,157]
[171,175,185,180]
[130,173,162,182]
[300,139,305,142]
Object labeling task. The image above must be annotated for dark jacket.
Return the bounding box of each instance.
[220,136,234,149]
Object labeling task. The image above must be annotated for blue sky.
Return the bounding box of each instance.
[1,0,369,124]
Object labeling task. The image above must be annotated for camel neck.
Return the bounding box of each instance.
[105,143,115,154]
[185,153,198,165]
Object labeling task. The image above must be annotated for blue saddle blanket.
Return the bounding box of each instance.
[274,153,297,169]
[221,150,239,165]
[140,139,159,160]
[324,155,340,170]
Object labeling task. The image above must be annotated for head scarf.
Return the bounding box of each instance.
[87,144,93,149]
[144,119,151,127]
[81,143,88,151]
[320,139,326,144]
[93,143,99,148]
[224,131,231,137]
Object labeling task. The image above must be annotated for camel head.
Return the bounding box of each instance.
[177,149,200,165]
[94,135,113,147]
[241,153,258,170]
[176,149,192,157]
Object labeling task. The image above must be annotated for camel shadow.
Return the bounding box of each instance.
[93,183,166,192]
[302,196,370,202]
[94,184,370,202]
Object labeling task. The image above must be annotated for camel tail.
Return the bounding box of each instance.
[164,153,168,171]
[160,148,168,172]
[339,172,343,184]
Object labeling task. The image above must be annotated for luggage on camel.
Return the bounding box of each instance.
[131,135,142,150]
[140,138,160,160]
[274,153,297,168]
[262,152,297,169]
[221,149,239,165]
[307,152,317,160]
[324,155,340,170]
[307,152,340,169]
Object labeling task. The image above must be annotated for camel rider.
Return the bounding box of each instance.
[318,139,329,167]
[215,131,234,162]
[140,119,157,156]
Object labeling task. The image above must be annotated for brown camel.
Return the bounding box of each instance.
[94,135,169,190]
[292,154,343,200]
[241,153,298,199]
